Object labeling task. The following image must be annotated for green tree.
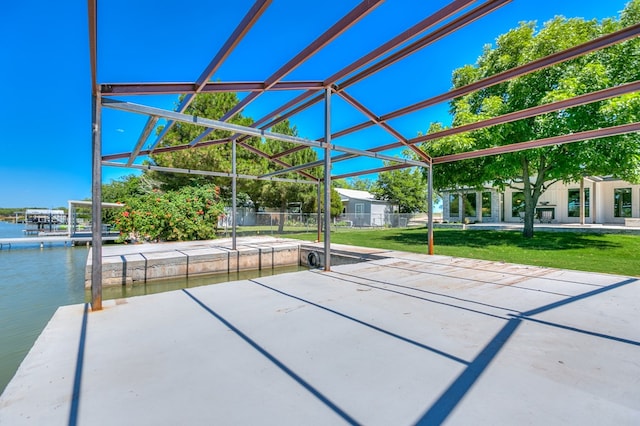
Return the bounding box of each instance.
[422,3,640,237]
[320,185,344,219]
[334,177,375,191]
[372,165,427,213]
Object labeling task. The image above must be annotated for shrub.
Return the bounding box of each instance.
[114,184,224,242]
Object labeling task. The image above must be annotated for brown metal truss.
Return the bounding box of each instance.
[89,0,640,308]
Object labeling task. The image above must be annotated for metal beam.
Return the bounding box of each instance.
[88,0,101,311]
[324,87,332,272]
[232,139,237,250]
[323,0,479,86]
[427,163,434,255]
[103,99,429,170]
[259,146,427,178]
[236,0,494,151]
[236,140,319,181]
[101,81,325,96]
[432,122,640,164]
[102,161,320,185]
[381,22,640,122]
[278,80,640,175]
[103,138,231,161]
[332,163,411,181]
[103,98,323,147]
[88,0,98,96]
[320,23,640,147]
[195,0,271,91]
[336,89,432,162]
[91,91,102,311]
[270,145,307,160]
[400,80,640,151]
[217,0,385,124]
[336,0,511,90]
[127,116,158,166]
[123,0,271,154]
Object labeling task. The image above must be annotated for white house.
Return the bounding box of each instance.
[334,188,394,227]
[441,177,640,225]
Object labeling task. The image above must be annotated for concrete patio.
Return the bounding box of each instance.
[1,249,639,425]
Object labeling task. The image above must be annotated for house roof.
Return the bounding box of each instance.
[335,188,382,202]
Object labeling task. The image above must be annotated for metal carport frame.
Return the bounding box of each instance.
[88,0,640,310]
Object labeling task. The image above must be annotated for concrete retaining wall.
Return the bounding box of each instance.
[87,241,300,287]
[86,238,394,288]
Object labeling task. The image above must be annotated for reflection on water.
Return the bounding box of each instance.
[0,221,303,394]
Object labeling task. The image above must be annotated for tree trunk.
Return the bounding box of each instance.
[520,156,545,239]
[523,197,536,238]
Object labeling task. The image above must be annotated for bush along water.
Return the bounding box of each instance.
[114,184,225,242]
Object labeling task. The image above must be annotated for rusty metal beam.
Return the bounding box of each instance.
[317,23,640,149]
[433,122,640,164]
[337,0,511,90]
[323,0,478,86]
[103,138,231,162]
[270,145,308,160]
[88,0,98,96]
[237,140,319,181]
[217,0,385,124]
[189,0,386,148]
[332,162,411,181]
[401,80,640,151]
[336,89,432,162]
[382,22,640,122]
[127,0,271,155]
[232,80,640,176]
[195,0,271,91]
[101,81,325,96]
[241,0,494,148]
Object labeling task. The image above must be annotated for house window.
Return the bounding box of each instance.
[355,203,365,217]
[512,192,525,217]
[614,188,632,217]
[568,188,590,217]
[482,192,492,217]
[464,193,476,217]
[449,194,460,216]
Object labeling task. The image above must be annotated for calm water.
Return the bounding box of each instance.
[0,221,301,394]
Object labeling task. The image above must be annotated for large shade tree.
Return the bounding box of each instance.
[421,1,640,237]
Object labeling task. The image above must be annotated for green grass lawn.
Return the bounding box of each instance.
[286,227,640,277]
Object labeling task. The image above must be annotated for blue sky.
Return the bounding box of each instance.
[0,0,632,208]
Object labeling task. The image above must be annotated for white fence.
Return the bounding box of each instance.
[217,212,428,236]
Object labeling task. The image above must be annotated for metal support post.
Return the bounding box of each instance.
[317,182,321,242]
[427,163,434,255]
[232,139,237,250]
[91,91,103,310]
[324,87,332,271]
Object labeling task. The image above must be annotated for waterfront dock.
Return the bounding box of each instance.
[1,247,639,424]
[85,236,385,287]
[0,234,119,249]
